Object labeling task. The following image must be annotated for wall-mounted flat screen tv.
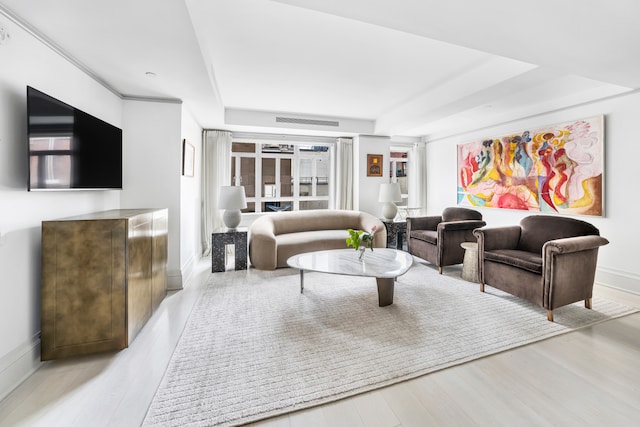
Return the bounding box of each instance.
[27,86,123,190]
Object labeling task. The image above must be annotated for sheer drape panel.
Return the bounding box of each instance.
[408,142,427,210]
[201,130,232,255]
[335,137,353,210]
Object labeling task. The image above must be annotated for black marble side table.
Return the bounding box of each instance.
[383,220,407,250]
[211,228,248,272]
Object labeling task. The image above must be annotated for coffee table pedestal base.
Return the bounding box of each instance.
[299,270,396,307]
[376,277,395,307]
[288,249,413,308]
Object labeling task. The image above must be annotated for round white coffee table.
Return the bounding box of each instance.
[287,248,413,307]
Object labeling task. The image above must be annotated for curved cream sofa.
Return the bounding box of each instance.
[249,209,387,270]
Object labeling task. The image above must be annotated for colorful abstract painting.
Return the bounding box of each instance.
[457,116,604,216]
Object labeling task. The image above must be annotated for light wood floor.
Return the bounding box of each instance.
[1,258,639,427]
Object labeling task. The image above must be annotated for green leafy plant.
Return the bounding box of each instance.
[346,226,377,251]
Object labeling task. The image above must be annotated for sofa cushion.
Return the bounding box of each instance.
[272,210,368,235]
[277,229,349,248]
[484,249,543,274]
[276,230,353,268]
[410,229,437,245]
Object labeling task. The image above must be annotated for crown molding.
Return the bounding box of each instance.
[0,4,121,97]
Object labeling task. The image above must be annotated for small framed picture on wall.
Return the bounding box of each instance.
[182,139,195,177]
[367,154,383,177]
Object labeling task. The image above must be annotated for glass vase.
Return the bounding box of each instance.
[358,246,366,261]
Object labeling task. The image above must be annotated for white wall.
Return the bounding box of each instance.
[0,14,122,398]
[180,109,203,283]
[355,135,391,217]
[121,100,183,289]
[426,91,640,295]
[0,12,205,400]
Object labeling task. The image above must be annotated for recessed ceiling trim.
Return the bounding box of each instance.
[226,108,375,134]
[275,116,339,127]
[121,95,183,104]
[231,131,336,144]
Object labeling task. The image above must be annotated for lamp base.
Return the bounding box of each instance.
[381,202,398,222]
[223,209,242,229]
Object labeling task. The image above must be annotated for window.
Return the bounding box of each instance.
[231,141,333,213]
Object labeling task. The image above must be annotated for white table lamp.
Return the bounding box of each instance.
[378,183,402,221]
[219,186,247,229]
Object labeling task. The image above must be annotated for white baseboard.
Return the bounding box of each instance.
[167,255,196,291]
[0,334,42,402]
[596,266,640,294]
[178,255,196,289]
[595,267,640,308]
[167,269,183,290]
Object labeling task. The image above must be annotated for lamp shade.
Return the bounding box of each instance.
[218,186,247,209]
[378,183,402,202]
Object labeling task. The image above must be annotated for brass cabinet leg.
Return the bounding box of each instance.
[480,283,485,292]
[547,310,554,322]
[585,298,592,309]
[438,266,443,274]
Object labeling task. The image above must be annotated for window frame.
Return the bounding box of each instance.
[230,138,335,214]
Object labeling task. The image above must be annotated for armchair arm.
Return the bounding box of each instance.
[544,235,609,255]
[407,215,442,234]
[542,235,609,310]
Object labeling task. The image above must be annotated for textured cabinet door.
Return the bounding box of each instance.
[41,219,128,360]
[151,209,168,312]
[40,209,168,360]
[127,212,153,343]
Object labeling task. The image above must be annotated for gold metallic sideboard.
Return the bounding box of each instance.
[40,209,168,360]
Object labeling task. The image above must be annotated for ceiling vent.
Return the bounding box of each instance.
[276,116,339,127]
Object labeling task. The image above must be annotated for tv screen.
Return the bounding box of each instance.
[27,86,123,190]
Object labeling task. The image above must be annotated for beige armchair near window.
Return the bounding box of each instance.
[473,215,609,322]
[407,207,486,273]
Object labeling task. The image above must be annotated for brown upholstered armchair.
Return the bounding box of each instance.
[407,207,486,273]
[473,215,609,321]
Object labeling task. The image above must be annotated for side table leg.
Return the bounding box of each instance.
[235,236,248,270]
[211,237,226,273]
[387,233,398,249]
[300,270,304,293]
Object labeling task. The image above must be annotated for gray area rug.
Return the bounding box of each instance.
[143,261,636,426]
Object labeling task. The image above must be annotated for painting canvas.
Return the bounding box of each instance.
[367,154,383,177]
[457,116,604,216]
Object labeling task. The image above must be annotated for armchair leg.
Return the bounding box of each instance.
[438,266,443,274]
[585,298,592,309]
[480,283,485,292]
[547,310,554,322]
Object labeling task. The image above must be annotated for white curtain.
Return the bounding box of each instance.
[408,142,427,212]
[335,137,353,210]
[201,130,232,255]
